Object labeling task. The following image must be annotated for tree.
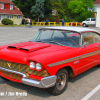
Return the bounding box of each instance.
[44,0,53,20]
[51,0,65,18]
[68,0,95,21]
[12,0,35,18]
[31,0,45,23]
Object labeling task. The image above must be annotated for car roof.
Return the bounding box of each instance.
[40,26,99,33]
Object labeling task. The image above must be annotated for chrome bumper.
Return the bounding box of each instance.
[0,67,57,88]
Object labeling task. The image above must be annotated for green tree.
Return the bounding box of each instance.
[31,0,45,23]
[44,0,53,20]
[68,0,95,21]
[51,0,65,18]
[12,0,35,18]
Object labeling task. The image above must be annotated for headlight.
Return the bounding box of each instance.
[29,62,35,69]
[36,63,42,71]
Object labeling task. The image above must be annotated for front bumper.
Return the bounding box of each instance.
[0,67,57,88]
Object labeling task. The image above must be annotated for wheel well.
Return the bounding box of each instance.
[57,66,74,78]
[65,66,74,78]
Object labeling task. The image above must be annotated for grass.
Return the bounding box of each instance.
[0,24,25,27]
[0,23,61,27]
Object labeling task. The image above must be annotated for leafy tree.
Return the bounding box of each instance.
[31,0,45,23]
[68,0,95,21]
[44,0,53,20]
[68,1,85,15]
[51,0,65,18]
[12,0,35,18]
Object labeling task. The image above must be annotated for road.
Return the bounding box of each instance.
[0,26,100,100]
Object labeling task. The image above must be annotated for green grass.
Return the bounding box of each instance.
[0,23,61,27]
[0,24,25,27]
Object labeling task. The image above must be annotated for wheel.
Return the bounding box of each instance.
[82,23,86,27]
[48,68,68,95]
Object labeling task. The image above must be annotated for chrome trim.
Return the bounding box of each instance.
[0,67,26,77]
[22,75,57,88]
[0,67,57,88]
[48,49,100,67]
[48,56,80,67]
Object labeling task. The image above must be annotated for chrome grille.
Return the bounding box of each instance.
[1,70,23,81]
[0,59,49,77]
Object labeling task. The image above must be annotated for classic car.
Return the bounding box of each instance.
[0,26,100,95]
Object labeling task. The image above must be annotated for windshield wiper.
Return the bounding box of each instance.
[49,41,64,46]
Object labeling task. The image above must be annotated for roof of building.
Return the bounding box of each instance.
[94,0,100,4]
[0,6,23,15]
[0,0,23,15]
[40,26,99,33]
[0,0,13,4]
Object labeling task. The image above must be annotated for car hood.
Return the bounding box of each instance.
[0,42,78,65]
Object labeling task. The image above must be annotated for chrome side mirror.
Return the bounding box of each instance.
[82,42,88,48]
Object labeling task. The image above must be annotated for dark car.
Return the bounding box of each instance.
[41,20,50,25]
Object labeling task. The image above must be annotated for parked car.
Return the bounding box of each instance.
[82,18,96,27]
[41,20,50,25]
[0,27,100,95]
[69,22,81,26]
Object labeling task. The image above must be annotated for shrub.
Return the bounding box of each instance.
[1,18,13,25]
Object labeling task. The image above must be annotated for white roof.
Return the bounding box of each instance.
[40,26,99,33]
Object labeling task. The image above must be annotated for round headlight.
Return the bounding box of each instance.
[36,63,42,71]
[29,62,35,69]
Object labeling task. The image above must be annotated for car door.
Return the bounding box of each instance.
[78,32,99,74]
[86,18,90,25]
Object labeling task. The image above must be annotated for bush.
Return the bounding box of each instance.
[1,18,13,25]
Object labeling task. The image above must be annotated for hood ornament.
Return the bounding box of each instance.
[7,62,12,69]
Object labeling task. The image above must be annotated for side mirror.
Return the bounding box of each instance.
[82,42,88,48]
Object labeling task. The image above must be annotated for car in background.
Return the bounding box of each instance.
[0,27,100,95]
[69,22,81,26]
[41,20,50,25]
[82,18,96,27]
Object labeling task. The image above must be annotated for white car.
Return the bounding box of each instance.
[82,18,96,27]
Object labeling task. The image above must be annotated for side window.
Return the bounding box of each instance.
[83,32,94,45]
[92,32,100,43]
[53,31,64,38]
[91,18,96,21]
[86,18,90,21]
[39,30,53,40]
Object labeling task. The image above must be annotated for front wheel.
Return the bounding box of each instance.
[48,68,68,95]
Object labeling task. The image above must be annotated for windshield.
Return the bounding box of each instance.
[31,29,81,47]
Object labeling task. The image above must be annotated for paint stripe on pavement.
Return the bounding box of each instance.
[81,84,100,100]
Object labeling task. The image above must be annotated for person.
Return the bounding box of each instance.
[26,18,31,28]
[28,18,31,24]
[61,19,65,26]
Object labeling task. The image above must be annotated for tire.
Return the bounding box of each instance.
[0,76,9,81]
[48,68,68,95]
[82,23,86,27]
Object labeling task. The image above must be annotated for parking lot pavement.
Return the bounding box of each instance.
[0,26,100,100]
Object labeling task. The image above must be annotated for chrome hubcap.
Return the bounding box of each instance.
[56,73,66,91]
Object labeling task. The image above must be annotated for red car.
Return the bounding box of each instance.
[69,22,81,26]
[0,27,100,95]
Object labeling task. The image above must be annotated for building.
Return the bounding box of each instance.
[0,0,23,25]
[94,0,100,27]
